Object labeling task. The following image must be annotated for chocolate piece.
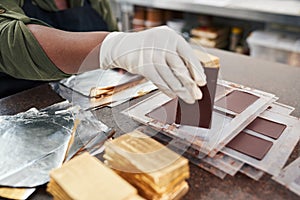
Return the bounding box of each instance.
[175,67,219,128]
[246,117,287,139]
[203,67,219,104]
[147,67,218,128]
[175,85,212,128]
[215,90,259,114]
[226,131,273,160]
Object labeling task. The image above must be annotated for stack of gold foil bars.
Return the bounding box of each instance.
[104,130,190,200]
[47,152,144,200]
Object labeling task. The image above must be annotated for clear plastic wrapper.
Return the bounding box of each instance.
[273,157,300,196]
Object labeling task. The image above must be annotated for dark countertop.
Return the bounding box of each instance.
[0,48,299,200]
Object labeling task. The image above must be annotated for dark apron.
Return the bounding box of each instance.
[0,0,109,98]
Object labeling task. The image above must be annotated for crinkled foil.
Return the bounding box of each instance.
[50,69,157,111]
[0,108,73,187]
[0,144,68,187]
[0,101,113,187]
[50,80,157,110]
[59,69,143,97]
[65,110,113,161]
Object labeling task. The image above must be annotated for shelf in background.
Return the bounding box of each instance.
[116,0,300,27]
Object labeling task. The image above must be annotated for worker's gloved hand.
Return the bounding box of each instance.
[99,26,206,104]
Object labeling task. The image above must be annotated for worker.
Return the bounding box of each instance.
[0,0,206,104]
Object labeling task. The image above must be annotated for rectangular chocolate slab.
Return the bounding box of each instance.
[215,90,259,114]
[226,131,273,160]
[246,117,287,139]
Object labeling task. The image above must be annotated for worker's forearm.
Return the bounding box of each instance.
[27,24,109,74]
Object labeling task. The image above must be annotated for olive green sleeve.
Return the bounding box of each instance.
[0,1,71,81]
[90,0,118,31]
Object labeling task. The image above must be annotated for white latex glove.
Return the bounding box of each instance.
[99,26,206,104]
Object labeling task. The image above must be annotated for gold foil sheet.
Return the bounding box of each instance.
[47,153,143,200]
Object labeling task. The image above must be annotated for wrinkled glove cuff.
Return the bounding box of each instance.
[99,32,124,69]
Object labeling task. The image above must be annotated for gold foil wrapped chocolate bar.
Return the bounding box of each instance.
[104,130,190,200]
[47,153,144,200]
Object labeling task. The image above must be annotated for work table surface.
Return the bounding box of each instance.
[0,48,299,200]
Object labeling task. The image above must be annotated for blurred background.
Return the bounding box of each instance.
[110,0,300,67]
